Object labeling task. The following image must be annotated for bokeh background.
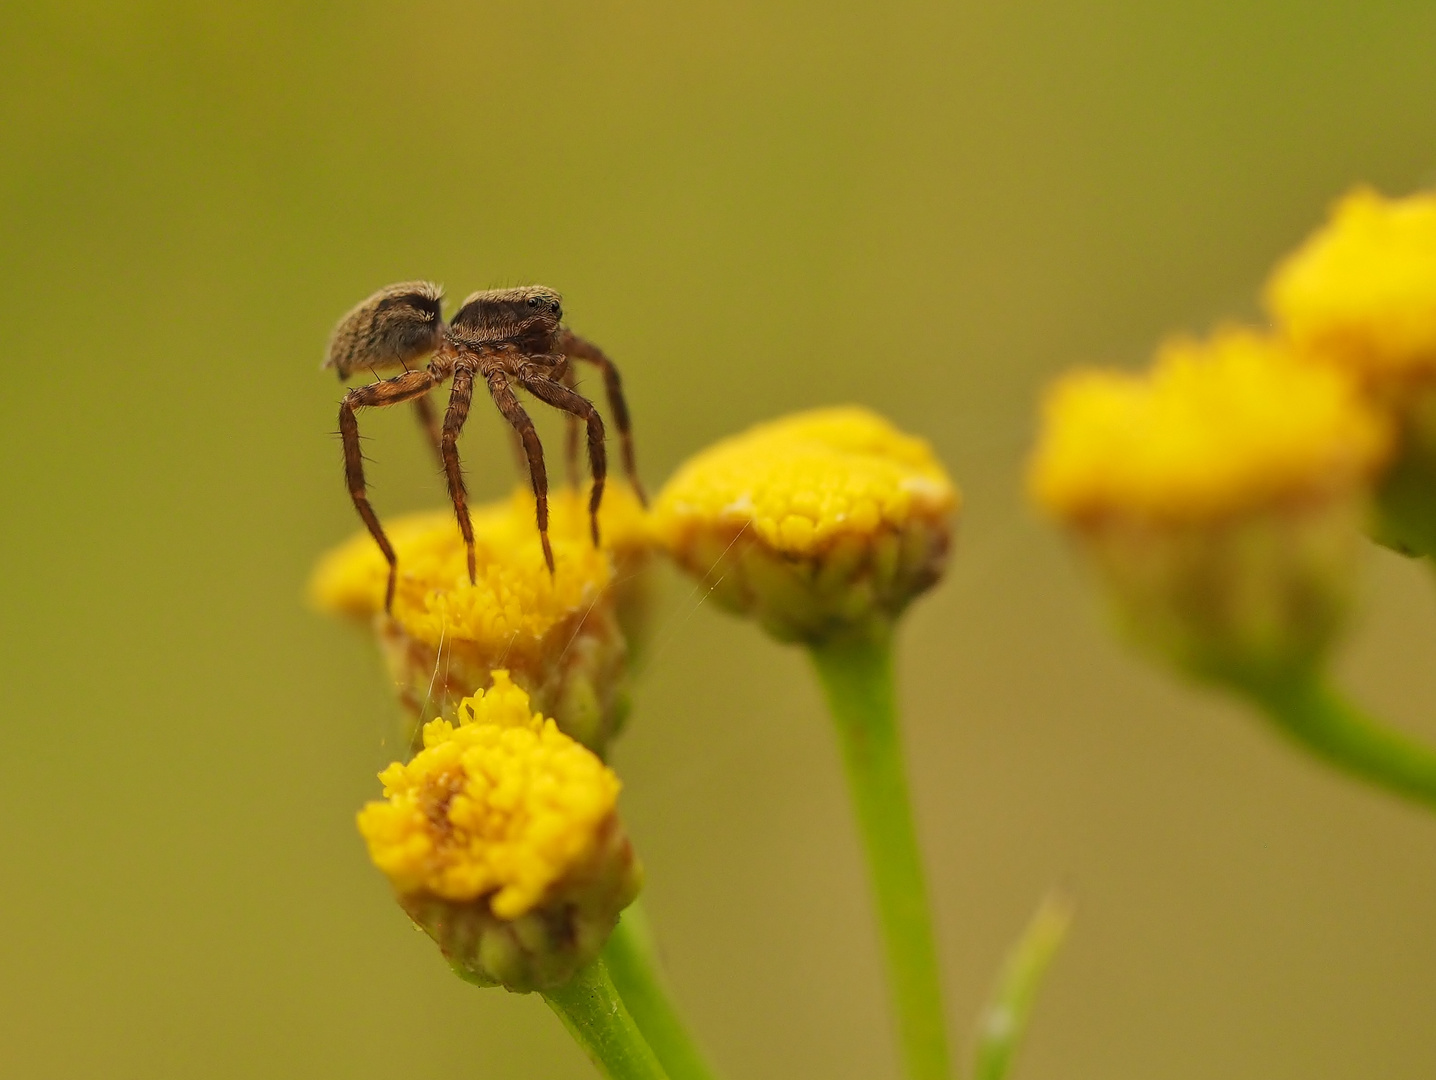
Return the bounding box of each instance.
[5,3,1436,1077]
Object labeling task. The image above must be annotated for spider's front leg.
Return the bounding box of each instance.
[558,329,646,505]
[338,368,439,612]
[519,368,607,548]
[486,370,556,573]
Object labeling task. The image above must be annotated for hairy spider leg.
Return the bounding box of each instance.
[412,394,445,470]
[560,359,583,488]
[440,365,478,585]
[339,368,441,612]
[487,371,556,574]
[504,422,530,477]
[559,329,647,506]
[520,369,607,548]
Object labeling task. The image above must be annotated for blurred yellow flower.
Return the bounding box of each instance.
[654,407,958,643]
[1265,186,1436,558]
[1266,187,1436,387]
[1030,328,1392,684]
[1030,328,1391,523]
[309,487,652,754]
[357,671,641,990]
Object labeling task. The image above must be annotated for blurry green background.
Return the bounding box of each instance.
[4,2,1436,1077]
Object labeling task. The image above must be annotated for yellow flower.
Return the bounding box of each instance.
[654,407,959,643]
[1030,328,1390,524]
[1266,187,1436,387]
[1265,187,1436,557]
[1030,328,1392,684]
[357,671,641,991]
[309,486,653,754]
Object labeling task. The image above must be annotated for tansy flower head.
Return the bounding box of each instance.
[1266,187,1436,558]
[654,407,959,644]
[310,487,653,754]
[1030,328,1392,685]
[357,671,640,991]
[1266,187,1436,387]
[1030,328,1391,524]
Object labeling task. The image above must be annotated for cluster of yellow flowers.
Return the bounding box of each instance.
[1030,186,1436,685]
[312,406,959,1003]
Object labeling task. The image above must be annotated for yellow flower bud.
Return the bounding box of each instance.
[653,407,959,644]
[1266,186,1436,555]
[357,672,642,991]
[309,487,654,755]
[1030,328,1392,684]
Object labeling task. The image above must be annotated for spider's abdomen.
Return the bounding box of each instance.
[326,281,445,379]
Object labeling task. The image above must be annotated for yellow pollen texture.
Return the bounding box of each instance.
[308,487,649,649]
[1029,328,1392,523]
[1267,187,1436,381]
[653,406,958,555]
[356,672,621,919]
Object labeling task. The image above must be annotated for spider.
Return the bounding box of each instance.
[325,281,645,612]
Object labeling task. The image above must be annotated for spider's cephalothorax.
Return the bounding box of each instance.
[448,286,565,348]
[325,282,646,612]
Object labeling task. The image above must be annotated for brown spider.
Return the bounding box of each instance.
[325,282,645,612]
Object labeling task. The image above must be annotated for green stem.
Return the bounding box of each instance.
[543,958,671,1080]
[1238,673,1436,812]
[809,628,952,1080]
[603,901,721,1080]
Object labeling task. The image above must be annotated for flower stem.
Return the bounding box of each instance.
[543,958,671,1080]
[603,901,722,1080]
[809,628,951,1080]
[1238,673,1436,812]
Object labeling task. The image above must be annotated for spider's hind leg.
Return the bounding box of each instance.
[559,329,645,506]
[519,369,607,549]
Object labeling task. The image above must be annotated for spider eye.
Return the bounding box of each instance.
[526,297,539,308]
[551,302,563,319]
